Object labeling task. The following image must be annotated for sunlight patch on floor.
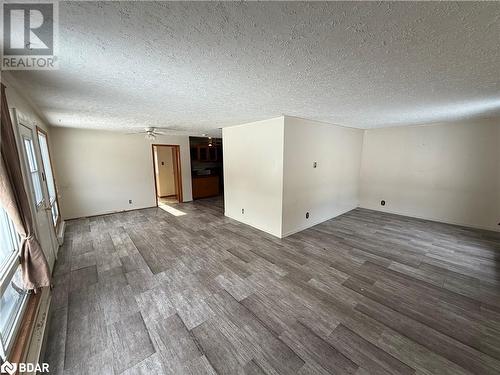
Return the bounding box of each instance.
[159,204,187,216]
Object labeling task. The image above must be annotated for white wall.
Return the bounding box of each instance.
[223,117,285,237]
[223,116,364,238]
[155,146,175,197]
[50,128,192,219]
[359,119,500,231]
[282,116,364,236]
[2,75,51,135]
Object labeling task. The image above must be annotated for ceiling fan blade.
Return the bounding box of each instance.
[152,128,196,135]
[154,127,185,131]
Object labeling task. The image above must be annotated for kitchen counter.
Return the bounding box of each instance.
[192,175,219,199]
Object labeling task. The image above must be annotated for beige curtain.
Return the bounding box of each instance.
[0,84,51,290]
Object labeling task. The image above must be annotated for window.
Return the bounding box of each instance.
[0,209,19,270]
[0,206,26,360]
[22,137,43,207]
[37,129,59,226]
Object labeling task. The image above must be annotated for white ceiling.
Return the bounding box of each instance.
[11,1,500,135]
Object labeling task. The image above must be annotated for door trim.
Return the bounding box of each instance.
[35,126,61,231]
[12,109,58,265]
[12,110,42,239]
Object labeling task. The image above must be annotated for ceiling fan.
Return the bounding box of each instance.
[126,127,182,140]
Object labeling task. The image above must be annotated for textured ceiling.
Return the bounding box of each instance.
[10,1,500,134]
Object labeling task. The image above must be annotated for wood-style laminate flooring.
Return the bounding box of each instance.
[44,197,500,374]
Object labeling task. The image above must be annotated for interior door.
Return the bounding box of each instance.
[15,117,57,270]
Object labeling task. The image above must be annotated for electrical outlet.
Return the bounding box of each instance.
[313,161,317,168]
[129,199,133,204]
[242,208,244,214]
[306,212,310,219]
[381,200,386,206]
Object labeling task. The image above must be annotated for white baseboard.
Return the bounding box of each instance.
[358,206,500,233]
[224,212,283,238]
[56,221,65,246]
[64,205,158,221]
[24,288,51,374]
[281,206,357,237]
[225,206,359,239]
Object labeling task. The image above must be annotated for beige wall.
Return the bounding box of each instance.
[154,146,175,197]
[223,117,285,237]
[50,128,192,219]
[282,116,364,236]
[359,119,500,231]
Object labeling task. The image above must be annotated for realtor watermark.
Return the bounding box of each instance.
[1,1,59,70]
[1,360,49,374]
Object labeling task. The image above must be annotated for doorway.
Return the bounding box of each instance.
[189,136,223,200]
[14,111,59,269]
[152,145,183,206]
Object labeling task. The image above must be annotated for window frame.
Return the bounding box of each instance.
[36,126,61,230]
[21,135,44,209]
[0,207,28,361]
[0,269,28,360]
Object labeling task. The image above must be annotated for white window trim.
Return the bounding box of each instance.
[0,209,28,361]
[0,254,19,296]
[0,287,28,360]
[21,135,45,210]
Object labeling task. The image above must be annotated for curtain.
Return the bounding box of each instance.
[0,84,50,290]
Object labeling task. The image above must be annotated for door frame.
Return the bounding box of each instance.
[12,109,58,265]
[36,126,61,231]
[151,144,183,206]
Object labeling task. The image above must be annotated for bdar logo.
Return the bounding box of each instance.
[0,361,49,374]
[0,360,17,375]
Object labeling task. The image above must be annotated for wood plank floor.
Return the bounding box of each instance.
[44,197,500,374]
